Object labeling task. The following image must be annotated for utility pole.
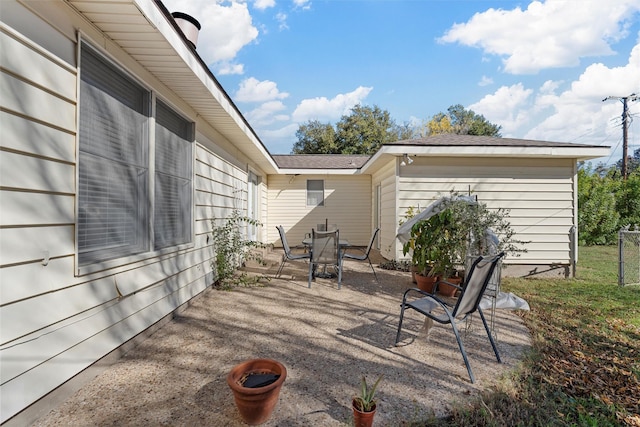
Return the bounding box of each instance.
[603,93,639,180]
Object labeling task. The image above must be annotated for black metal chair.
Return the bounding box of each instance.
[343,228,380,283]
[308,228,343,289]
[275,225,310,278]
[395,252,505,383]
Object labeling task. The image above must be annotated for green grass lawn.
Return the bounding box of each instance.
[426,246,640,427]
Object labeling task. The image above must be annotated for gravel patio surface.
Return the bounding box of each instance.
[34,250,532,426]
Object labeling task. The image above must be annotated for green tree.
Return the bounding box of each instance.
[292,104,414,155]
[615,171,640,228]
[292,120,337,154]
[577,167,620,245]
[427,104,502,137]
[616,147,640,175]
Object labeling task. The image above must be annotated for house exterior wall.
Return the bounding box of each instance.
[370,159,399,260]
[267,174,372,247]
[396,156,577,276]
[0,2,266,423]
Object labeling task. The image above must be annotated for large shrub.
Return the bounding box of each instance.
[577,167,620,245]
[615,171,640,228]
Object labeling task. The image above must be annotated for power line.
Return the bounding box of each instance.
[603,93,639,179]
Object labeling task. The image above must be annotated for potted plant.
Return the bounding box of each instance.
[403,193,526,296]
[352,375,382,427]
[226,358,287,425]
[402,209,454,293]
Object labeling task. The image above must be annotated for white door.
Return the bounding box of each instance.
[247,172,260,241]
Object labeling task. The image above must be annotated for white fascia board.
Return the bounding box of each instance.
[133,0,278,173]
[277,169,360,175]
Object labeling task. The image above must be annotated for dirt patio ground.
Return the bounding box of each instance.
[33,250,532,426]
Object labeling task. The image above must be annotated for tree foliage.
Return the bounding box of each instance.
[577,160,640,245]
[292,104,414,155]
[426,104,502,137]
[292,120,337,154]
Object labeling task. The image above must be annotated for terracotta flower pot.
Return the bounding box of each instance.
[352,400,376,427]
[438,276,461,297]
[227,358,287,425]
[415,273,438,293]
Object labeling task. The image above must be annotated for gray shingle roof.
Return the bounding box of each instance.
[389,134,603,148]
[272,154,370,169]
[272,135,606,169]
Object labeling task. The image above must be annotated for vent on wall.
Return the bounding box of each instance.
[171,12,201,49]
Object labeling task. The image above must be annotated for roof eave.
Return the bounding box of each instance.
[69,0,279,175]
[360,145,611,173]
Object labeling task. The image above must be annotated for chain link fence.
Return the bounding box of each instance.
[619,226,640,286]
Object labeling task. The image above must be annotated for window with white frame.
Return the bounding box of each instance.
[154,100,193,249]
[306,179,324,206]
[77,42,193,267]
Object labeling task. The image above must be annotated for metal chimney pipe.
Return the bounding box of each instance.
[171,12,201,49]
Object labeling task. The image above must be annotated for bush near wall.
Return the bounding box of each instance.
[578,162,640,245]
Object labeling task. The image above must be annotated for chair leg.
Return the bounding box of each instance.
[337,261,342,290]
[478,308,502,363]
[450,321,475,383]
[308,262,313,288]
[395,305,407,345]
[367,258,378,283]
[275,256,287,278]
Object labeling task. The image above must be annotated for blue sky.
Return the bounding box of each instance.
[163,0,640,165]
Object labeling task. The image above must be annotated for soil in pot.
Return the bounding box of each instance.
[227,358,287,425]
[352,400,376,427]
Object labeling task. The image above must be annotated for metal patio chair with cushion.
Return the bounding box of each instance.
[275,225,310,278]
[308,228,343,289]
[342,227,380,283]
[395,252,505,383]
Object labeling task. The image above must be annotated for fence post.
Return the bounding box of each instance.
[618,227,625,286]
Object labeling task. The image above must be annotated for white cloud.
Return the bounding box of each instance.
[293,0,312,10]
[529,40,640,142]
[469,83,534,134]
[235,77,289,102]
[276,13,289,31]
[162,0,258,69]
[469,38,640,150]
[217,62,244,76]
[478,76,493,86]
[245,101,289,125]
[253,0,275,10]
[439,0,640,74]
[291,86,373,122]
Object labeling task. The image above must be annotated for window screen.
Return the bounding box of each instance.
[78,43,195,267]
[154,100,193,249]
[307,180,324,206]
[78,44,150,264]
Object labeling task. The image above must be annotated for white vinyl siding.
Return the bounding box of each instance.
[396,157,576,264]
[267,174,372,247]
[0,5,254,422]
[371,160,398,259]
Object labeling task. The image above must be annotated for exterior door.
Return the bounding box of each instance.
[247,171,260,241]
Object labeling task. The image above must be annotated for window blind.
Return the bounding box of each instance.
[78,43,150,265]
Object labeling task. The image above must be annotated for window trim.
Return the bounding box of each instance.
[76,37,195,276]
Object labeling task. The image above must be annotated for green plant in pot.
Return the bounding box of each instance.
[402,209,458,292]
[402,193,526,296]
[352,374,382,427]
